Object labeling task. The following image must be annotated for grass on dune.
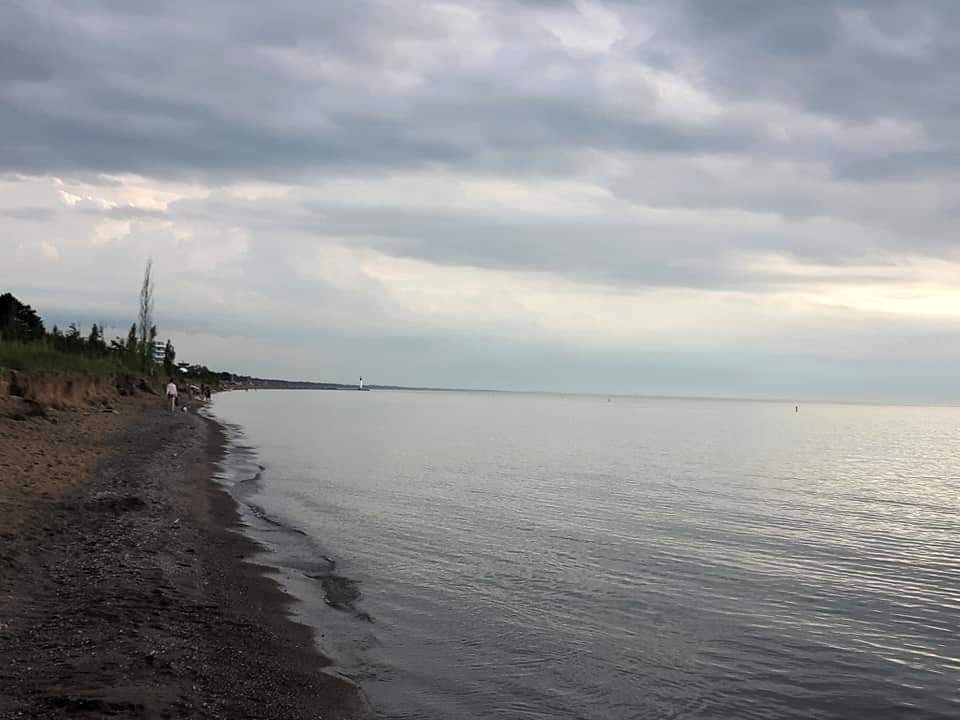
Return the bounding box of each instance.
[0,341,128,376]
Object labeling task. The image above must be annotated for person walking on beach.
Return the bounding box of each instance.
[165,378,178,413]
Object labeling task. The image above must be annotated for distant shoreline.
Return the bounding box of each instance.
[221,382,960,408]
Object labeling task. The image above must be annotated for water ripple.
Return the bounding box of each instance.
[212,391,960,720]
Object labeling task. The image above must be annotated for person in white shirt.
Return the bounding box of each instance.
[165,379,178,413]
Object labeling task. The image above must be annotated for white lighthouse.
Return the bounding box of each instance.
[359,376,364,391]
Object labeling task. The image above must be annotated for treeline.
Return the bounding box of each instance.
[2,262,258,386]
[0,290,253,388]
[177,363,242,386]
[0,291,177,376]
[0,293,44,341]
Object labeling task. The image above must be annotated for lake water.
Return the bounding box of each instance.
[210,390,960,719]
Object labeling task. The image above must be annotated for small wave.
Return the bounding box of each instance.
[246,502,308,536]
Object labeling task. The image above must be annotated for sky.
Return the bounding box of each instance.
[3,0,960,401]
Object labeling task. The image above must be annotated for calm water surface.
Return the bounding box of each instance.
[211,390,960,719]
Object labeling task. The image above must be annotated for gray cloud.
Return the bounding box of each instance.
[154,189,908,293]
[676,0,959,111]
[1,206,56,221]
[3,1,956,183]
[4,0,960,397]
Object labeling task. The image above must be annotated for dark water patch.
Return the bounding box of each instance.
[297,556,371,621]
[315,573,359,610]
[233,468,264,492]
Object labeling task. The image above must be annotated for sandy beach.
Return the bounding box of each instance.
[0,390,367,719]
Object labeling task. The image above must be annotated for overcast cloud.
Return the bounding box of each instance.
[3,0,960,401]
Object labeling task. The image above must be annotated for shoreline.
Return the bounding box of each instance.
[0,392,368,718]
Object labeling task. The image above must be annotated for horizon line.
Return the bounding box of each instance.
[237,379,960,409]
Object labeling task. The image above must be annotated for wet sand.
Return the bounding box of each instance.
[0,392,367,719]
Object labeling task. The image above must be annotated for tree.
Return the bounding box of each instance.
[15,304,45,341]
[0,292,45,341]
[0,293,14,338]
[64,323,82,351]
[163,339,176,377]
[126,323,138,365]
[87,323,105,353]
[137,260,155,371]
[148,324,158,374]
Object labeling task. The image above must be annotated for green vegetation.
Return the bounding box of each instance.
[1,272,174,378]
[1,285,244,388]
[3,263,254,388]
[174,362,246,387]
[0,340,127,375]
[0,293,45,341]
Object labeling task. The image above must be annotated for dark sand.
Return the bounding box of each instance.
[0,393,368,719]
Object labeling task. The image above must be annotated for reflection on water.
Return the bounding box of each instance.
[212,390,960,720]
